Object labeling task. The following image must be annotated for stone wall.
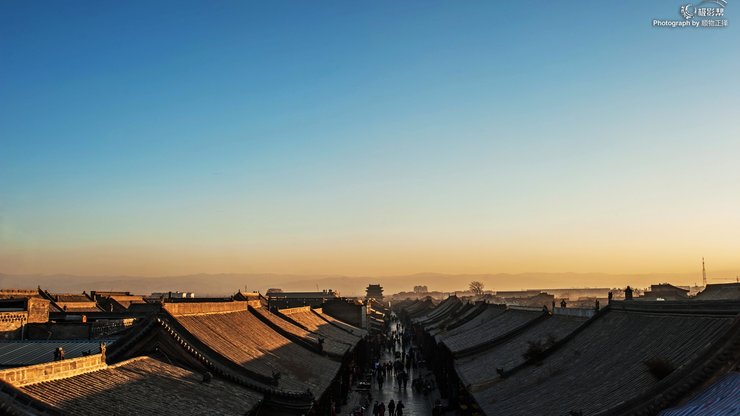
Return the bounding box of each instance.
[0,353,106,387]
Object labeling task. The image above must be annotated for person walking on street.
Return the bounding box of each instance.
[388,399,395,416]
[396,400,404,416]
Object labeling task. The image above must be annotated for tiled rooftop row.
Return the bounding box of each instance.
[0,299,370,415]
[403,299,740,416]
[20,356,262,416]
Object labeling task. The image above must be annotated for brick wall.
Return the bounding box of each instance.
[0,354,106,387]
[27,298,50,323]
[0,312,27,340]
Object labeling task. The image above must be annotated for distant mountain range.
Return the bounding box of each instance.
[2,270,735,297]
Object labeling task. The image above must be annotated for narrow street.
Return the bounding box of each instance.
[346,318,440,415]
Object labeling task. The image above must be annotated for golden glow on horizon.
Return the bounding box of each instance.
[2,238,738,279]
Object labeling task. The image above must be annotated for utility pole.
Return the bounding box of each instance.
[702,257,707,287]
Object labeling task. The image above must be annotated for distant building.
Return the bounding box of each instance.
[0,298,49,340]
[496,288,612,300]
[501,292,555,309]
[639,283,689,301]
[321,298,367,329]
[91,291,146,313]
[148,291,196,300]
[0,289,43,300]
[38,289,103,313]
[267,290,339,309]
[694,283,740,301]
[365,284,384,301]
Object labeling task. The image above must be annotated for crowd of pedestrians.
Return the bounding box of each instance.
[363,315,425,415]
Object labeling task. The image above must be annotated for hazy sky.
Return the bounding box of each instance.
[1,1,739,278]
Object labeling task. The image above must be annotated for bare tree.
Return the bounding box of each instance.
[469,281,485,295]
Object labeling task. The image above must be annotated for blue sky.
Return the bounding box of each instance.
[1,1,739,277]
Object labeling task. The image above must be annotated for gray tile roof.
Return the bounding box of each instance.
[441,309,544,354]
[0,340,116,367]
[21,356,262,415]
[455,314,587,387]
[250,306,350,357]
[470,306,738,416]
[167,306,340,395]
[434,304,507,342]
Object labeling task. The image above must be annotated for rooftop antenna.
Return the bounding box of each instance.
[702,257,707,287]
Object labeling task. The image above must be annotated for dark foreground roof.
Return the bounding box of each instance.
[659,372,740,416]
[20,356,262,415]
[456,314,588,388]
[468,301,740,416]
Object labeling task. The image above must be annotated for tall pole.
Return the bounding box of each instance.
[702,257,707,287]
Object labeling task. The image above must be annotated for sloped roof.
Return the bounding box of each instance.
[695,283,740,301]
[54,295,91,303]
[313,309,367,337]
[109,295,146,306]
[391,299,416,312]
[432,304,506,343]
[404,298,435,317]
[164,302,340,395]
[279,307,362,347]
[659,372,740,416]
[441,309,546,354]
[470,301,740,416]
[20,356,262,415]
[426,302,479,337]
[52,303,102,313]
[455,314,587,387]
[250,305,350,358]
[43,292,102,313]
[412,296,463,326]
